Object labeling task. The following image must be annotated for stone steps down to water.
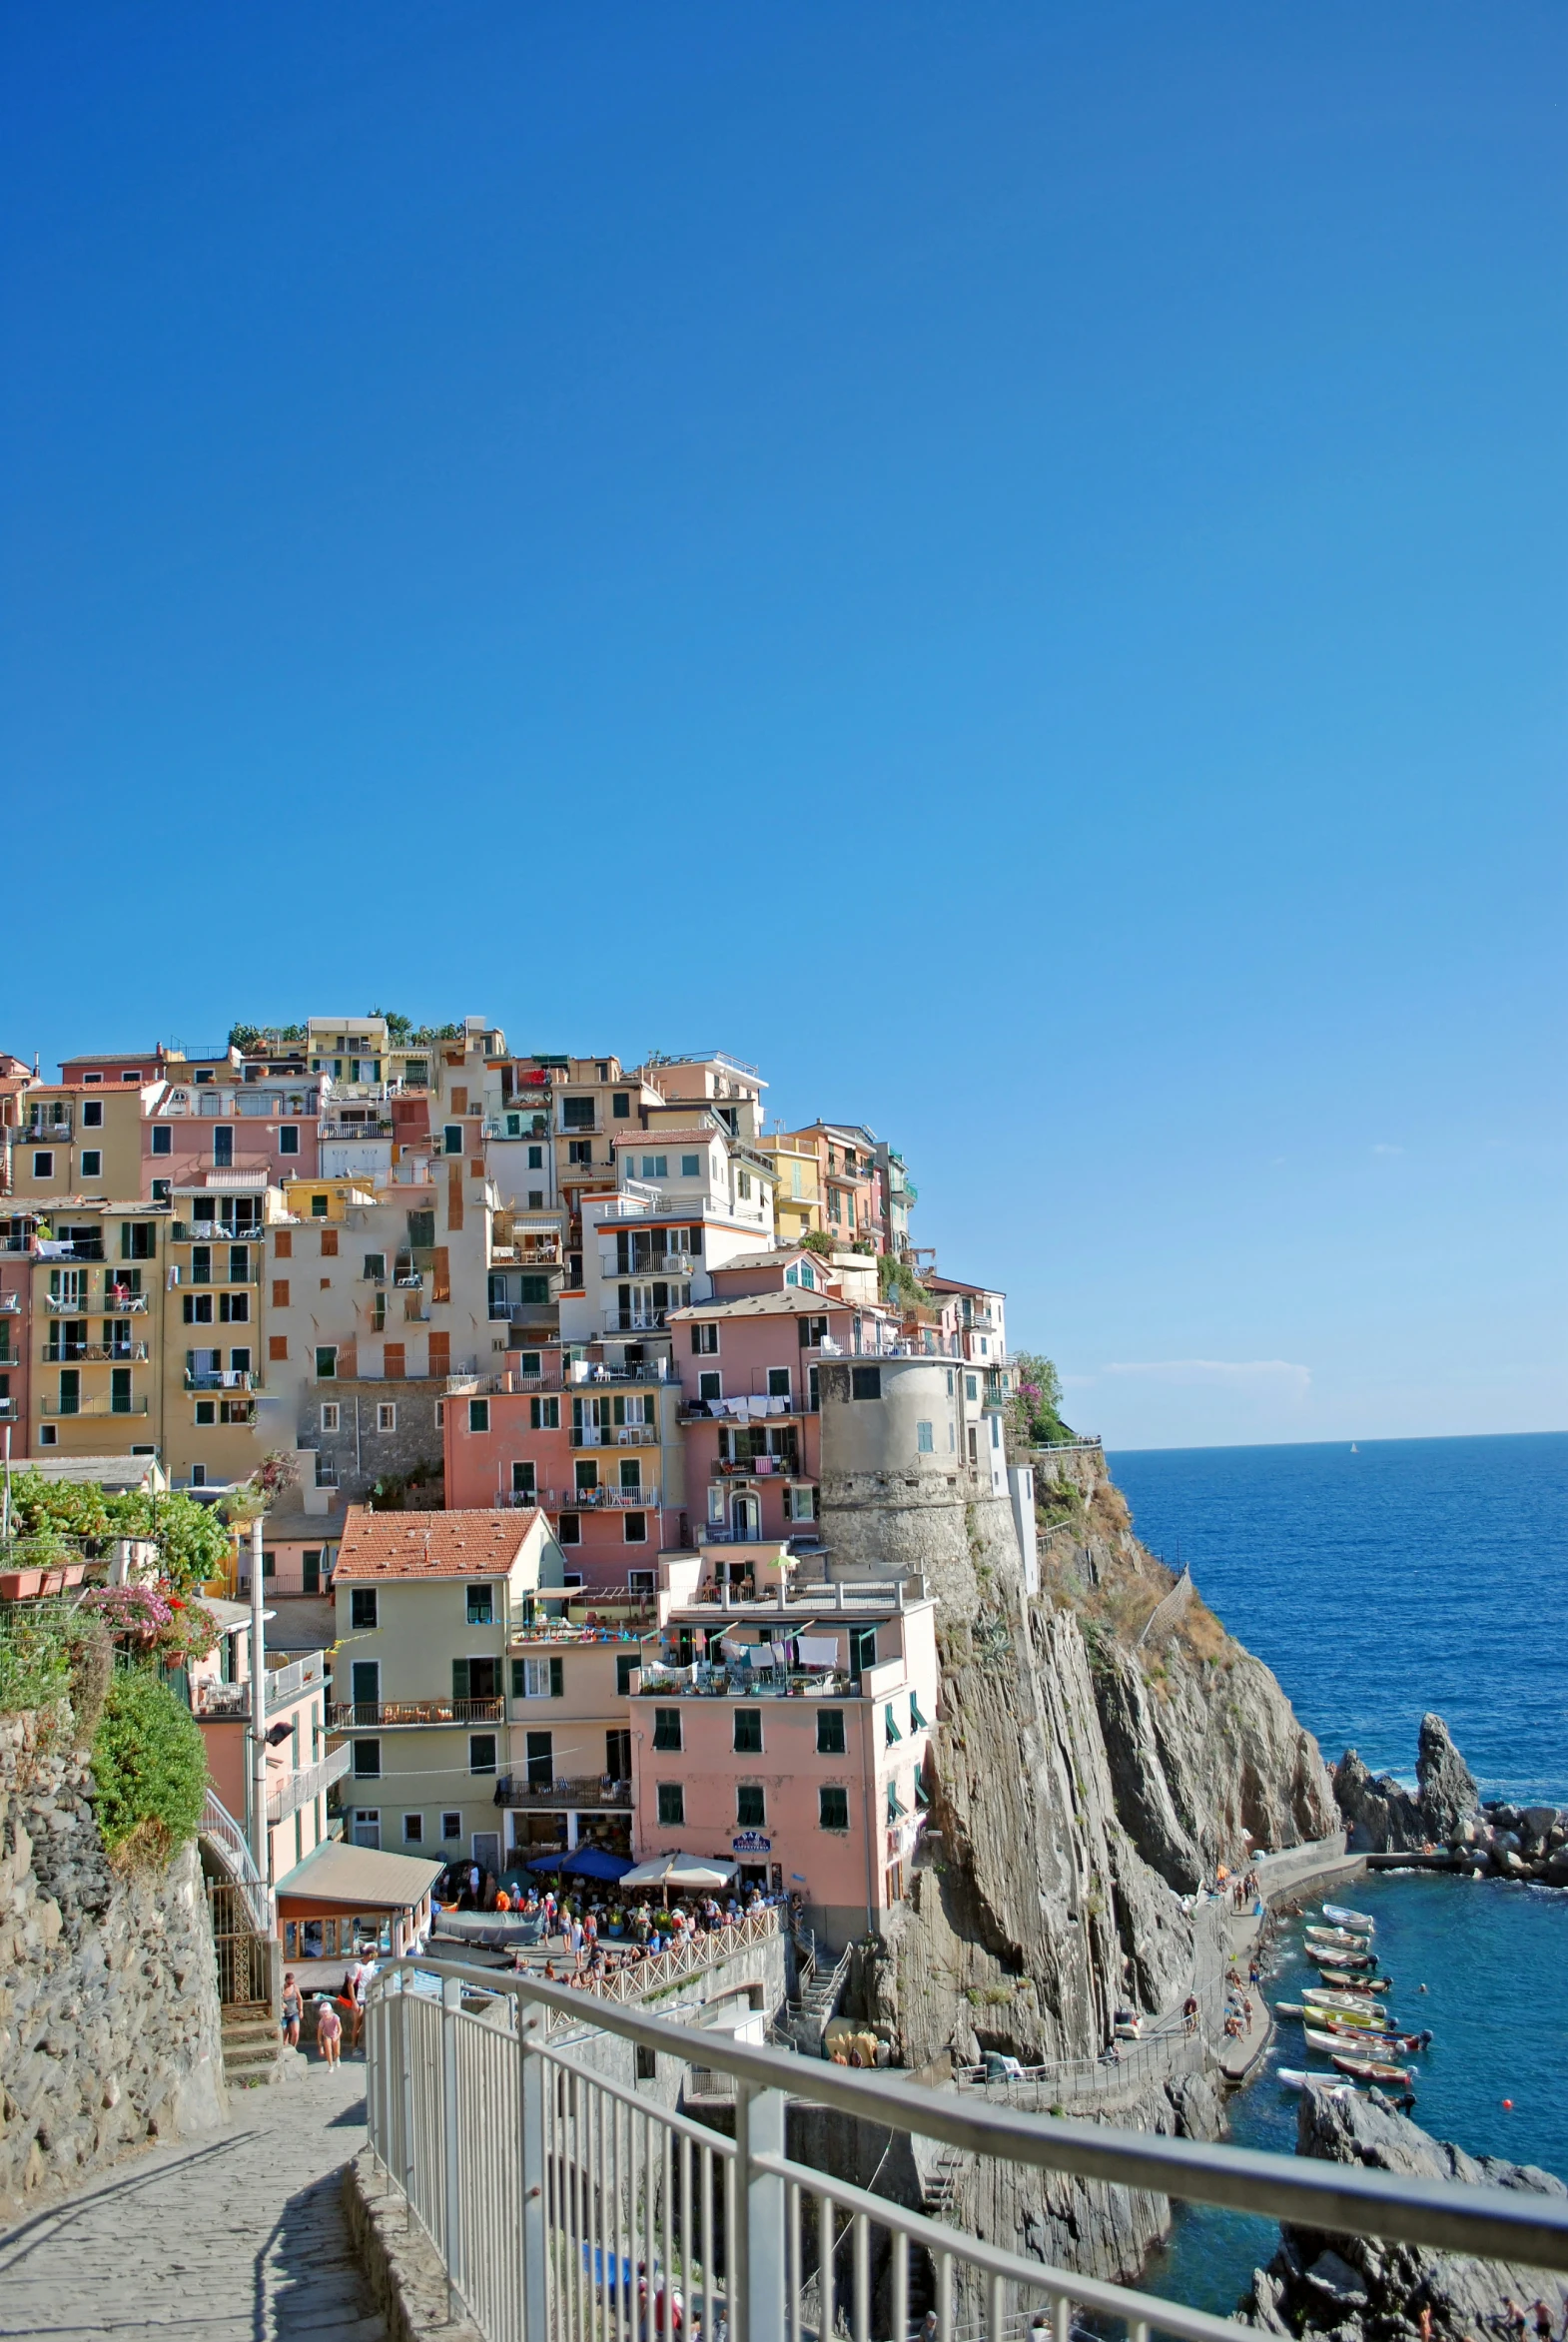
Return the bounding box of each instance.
[1334,1714,1568,1885]
[1242,2086,1568,2341]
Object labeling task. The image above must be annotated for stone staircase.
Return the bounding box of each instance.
[221,2001,306,2088]
[922,2138,969,2221]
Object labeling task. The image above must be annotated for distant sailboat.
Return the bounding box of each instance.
[1350,1443,1358,1453]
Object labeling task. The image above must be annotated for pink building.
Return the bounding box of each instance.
[628,1578,939,1952]
[188,1610,348,1890]
[144,1069,327,1201]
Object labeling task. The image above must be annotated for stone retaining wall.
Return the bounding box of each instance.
[0,1709,228,2217]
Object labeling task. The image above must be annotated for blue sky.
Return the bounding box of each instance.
[2,5,1563,1447]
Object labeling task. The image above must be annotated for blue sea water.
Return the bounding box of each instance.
[1102,1432,1568,2315]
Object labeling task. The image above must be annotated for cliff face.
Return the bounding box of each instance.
[830,1442,1335,2282]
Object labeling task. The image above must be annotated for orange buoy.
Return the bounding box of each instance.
[1502,2098,1514,2109]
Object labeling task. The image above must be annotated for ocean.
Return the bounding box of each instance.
[1104,1430,1568,2314]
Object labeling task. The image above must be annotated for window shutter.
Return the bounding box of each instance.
[428,1331,450,1374]
[447,1166,464,1232]
[275,1229,292,1259]
[452,1659,470,1702]
[383,1341,404,1378]
[269,1335,288,1361]
[431,1246,451,1303]
[510,1657,526,1700]
[549,1657,563,1700]
[321,1226,339,1257]
[272,1278,290,1306]
[451,1087,467,1116]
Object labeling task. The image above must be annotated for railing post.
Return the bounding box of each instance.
[398,1974,416,2233]
[733,2080,787,2342]
[517,1993,549,2342]
[441,1974,463,2322]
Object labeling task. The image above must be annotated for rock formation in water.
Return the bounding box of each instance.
[1242,2085,1568,2340]
[822,1437,1337,2281]
[1334,1718,1568,1885]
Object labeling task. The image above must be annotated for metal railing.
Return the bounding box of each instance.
[171,1220,264,1243]
[569,1424,659,1447]
[491,1773,633,1811]
[365,1953,1568,2342]
[200,1784,274,1935]
[44,1341,149,1363]
[267,1742,352,1824]
[39,1395,150,1417]
[328,1695,504,1729]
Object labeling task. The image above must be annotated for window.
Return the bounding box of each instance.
[789,1483,816,1521]
[317,1346,338,1380]
[151,1125,172,1157]
[737,1171,752,1199]
[377,1403,396,1432]
[510,1460,536,1497]
[517,1350,542,1376]
[697,1369,721,1402]
[615,1654,640,1698]
[567,1140,593,1166]
[441,1811,462,1842]
[634,2045,658,2083]
[618,1457,642,1492]
[402,1814,424,1845]
[350,1660,380,1707]
[558,1512,580,1545]
[443,1125,463,1155]
[320,1401,341,1432]
[275,1229,293,1259]
[152,1177,172,1202]
[213,1127,233,1167]
[612,1093,630,1119]
[82,1100,104,1127]
[468,1735,497,1776]
[352,1811,381,1849]
[353,1740,383,1779]
[680,1154,700,1177]
[468,1398,490,1433]
[561,1097,593,1130]
[33,1153,52,1178]
[733,1709,762,1755]
[767,1367,791,1399]
[81,1151,103,1178]
[966,1374,978,1403]
[122,1220,156,1259]
[968,1427,979,1466]
[851,1365,882,1400]
[991,1413,1001,1448]
[519,1274,549,1304]
[512,1656,562,1700]
[652,1709,682,1752]
[364,1252,387,1281]
[817,1710,846,1756]
[691,1324,718,1355]
[351,1588,379,1630]
[465,1584,494,1626]
[311,1193,330,1217]
[819,1785,850,1831]
[638,1155,667,1179]
[194,1399,216,1426]
[622,1511,647,1543]
[798,1315,828,1349]
[656,1783,685,1827]
[526,1145,543,1170]
[279,1125,300,1156]
[529,1395,559,1429]
[320,1225,339,1257]
[736,1784,766,1829]
[219,1292,249,1322]
[916,1420,934,1454]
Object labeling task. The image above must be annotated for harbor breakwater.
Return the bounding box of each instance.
[1335,1713,1568,1888]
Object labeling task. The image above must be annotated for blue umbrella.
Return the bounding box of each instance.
[561,1847,633,1882]
[526,1850,567,1873]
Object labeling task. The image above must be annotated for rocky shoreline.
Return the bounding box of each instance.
[1243,2086,1568,2342]
[1334,1714,1568,1888]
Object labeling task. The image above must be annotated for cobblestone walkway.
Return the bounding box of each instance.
[0,2057,386,2339]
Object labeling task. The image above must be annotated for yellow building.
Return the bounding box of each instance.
[8,1084,149,1208]
[28,1200,166,1464]
[162,1184,277,1489]
[757,1134,823,1247]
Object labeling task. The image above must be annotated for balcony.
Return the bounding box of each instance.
[103,1288,150,1312]
[319,1117,393,1140]
[184,1367,258,1391]
[172,1221,264,1244]
[568,1423,659,1448]
[327,1697,504,1730]
[39,1396,150,1418]
[602,1250,702,1279]
[267,1743,352,1826]
[43,1290,93,1314]
[0,1294,20,1313]
[35,1241,105,1263]
[45,1342,149,1364]
[559,1485,659,1510]
[491,1774,631,1812]
[21,1114,72,1140]
[182,1258,259,1286]
[603,1309,671,1333]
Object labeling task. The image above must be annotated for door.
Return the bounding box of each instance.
[350,1660,380,1719]
[605,1728,631,1783]
[110,1368,132,1414]
[731,1492,760,1542]
[58,1369,80,1416]
[303,1550,321,1594]
[471,1831,501,1878]
[525,1731,553,1789]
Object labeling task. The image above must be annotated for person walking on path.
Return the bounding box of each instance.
[316,1995,343,2069]
[281,1971,303,2049]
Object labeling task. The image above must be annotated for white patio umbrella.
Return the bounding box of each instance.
[619,1853,738,1891]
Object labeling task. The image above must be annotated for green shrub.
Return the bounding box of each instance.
[0,1611,73,1715]
[90,1669,208,1867]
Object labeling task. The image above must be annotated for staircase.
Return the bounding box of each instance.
[221,2002,305,2089]
[923,2139,969,2221]
[784,1927,853,2052]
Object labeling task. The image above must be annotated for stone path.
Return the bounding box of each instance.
[0,2056,386,2340]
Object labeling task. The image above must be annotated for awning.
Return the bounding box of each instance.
[275,1842,444,1910]
[619,1853,737,1891]
[562,1848,633,1882]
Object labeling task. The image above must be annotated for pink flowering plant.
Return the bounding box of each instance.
[82,1585,173,1645]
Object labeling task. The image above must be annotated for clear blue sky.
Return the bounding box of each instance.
[3,5,1563,1447]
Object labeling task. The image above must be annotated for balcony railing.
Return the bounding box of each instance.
[490,1773,632,1811]
[567,1423,658,1448]
[185,1368,258,1390]
[327,1697,504,1729]
[558,1485,659,1510]
[319,1117,393,1139]
[603,1309,670,1332]
[39,1396,150,1417]
[0,1293,20,1313]
[181,1258,259,1285]
[171,1221,264,1243]
[365,1952,1568,2342]
[45,1342,149,1364]
[43,1290,92,1314]
[103,1288,150,1311]
[21,1115,73,1139]
[191,1651,328,1718]
[34,1242,105,1263]
[267,1743,352,1825]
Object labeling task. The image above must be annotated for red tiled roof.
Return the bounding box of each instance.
[333,1506,543,1580]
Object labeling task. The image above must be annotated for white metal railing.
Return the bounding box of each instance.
[267,1742,351,1824]
[365,1956,1568,2342]
[199,1785,275,1935]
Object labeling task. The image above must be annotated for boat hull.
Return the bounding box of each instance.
[1323,1904,1376,1931]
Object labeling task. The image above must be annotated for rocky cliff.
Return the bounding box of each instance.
[1334,1716,1568,1885]
[831,1441,1337,2281]
[1243,2086,1568,2339]
[0,1708,228,2214]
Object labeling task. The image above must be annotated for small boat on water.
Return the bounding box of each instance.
[1293,2000,1388,2029]
[1332,2050,1411,2085]
[1302,1987,1388,2016]
[1323,1904,1375,1932]
[1305,1926,1371,1951]
[1313,1955,1376,1975]
[1278,2068,1358,2094]
[1315,1973,1393,1994]
[1304,2025,1428,2057]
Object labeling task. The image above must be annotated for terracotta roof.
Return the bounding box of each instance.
[612,1127,723,1148]
[925,1274,1002,1298]
[333,1506,542,1581]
